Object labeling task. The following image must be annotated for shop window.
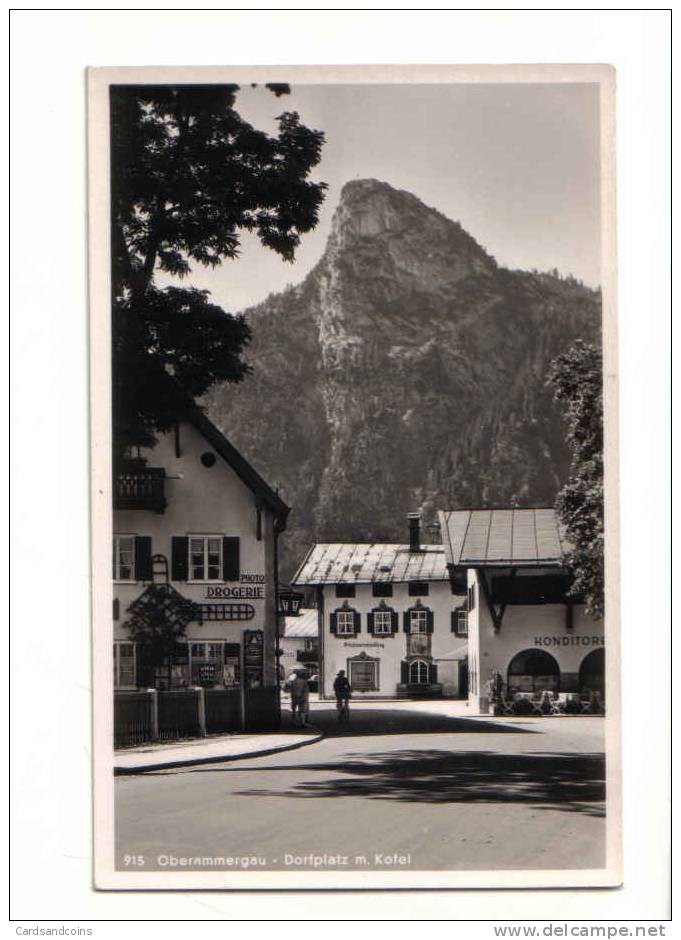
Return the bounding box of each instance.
[335,584,356,598]
[189,536,223,582]
[113,535,135,581]
[349,658,378,691]
[507,649,560,695]
[372,582,393,597]
[408,581,429,596]
[113,642,135,688]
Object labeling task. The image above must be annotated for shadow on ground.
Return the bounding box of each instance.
[281,707,535,737]
[233,749,606,815]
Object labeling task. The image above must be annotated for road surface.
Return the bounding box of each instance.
[115,702,606,873]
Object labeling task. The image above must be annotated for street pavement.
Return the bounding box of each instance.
[115,701,606,873]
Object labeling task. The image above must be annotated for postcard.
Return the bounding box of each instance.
[89,63,620,890]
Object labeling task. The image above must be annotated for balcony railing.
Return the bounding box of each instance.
[114,467,166,513]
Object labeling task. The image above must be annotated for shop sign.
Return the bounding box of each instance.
[240,573,265,584]
[205,585,264,599]
[343,642,385,649]
[243,629,264,687]
[534,635,604,647]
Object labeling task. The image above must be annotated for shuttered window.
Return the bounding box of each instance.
[410,609,428,634]
[409,660,429,684]
[336,611,356,635]
[373,610,393,635]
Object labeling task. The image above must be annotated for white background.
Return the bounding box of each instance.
[9,8,671,928]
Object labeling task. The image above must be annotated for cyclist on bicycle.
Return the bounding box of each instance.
[333,670,352,719]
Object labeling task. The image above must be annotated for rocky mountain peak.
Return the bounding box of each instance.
[326,178,496,284]
[205,181,602,578]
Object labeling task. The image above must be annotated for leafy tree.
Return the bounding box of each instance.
[547,340,604,618]
[111,83,326,452]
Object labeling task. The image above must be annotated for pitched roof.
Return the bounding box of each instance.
[437,508,568,568]
[283,608,318,638]
[292,543,449,585]
[189,410,290,528]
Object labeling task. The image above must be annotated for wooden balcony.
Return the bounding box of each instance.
[114,467,166,513]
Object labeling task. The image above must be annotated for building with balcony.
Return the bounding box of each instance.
[112,410,289,727]
[292,515,469,700]
[438,508,605,713]
[280,608,319,682]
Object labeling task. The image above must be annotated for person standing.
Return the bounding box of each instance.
[333,669,352,720]
[289,670,310,727]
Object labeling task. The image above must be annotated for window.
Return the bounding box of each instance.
[113,535,135,581]
[409,609,428,634]
[373,610,393,635]
[372,582,393,597]
[336,584,356,598]
[190,642,223,660]
[349,659,378,691]
[189,536,223,581]
[468,584,476,611]
[455,610,468,636]
[336,611,356,635]
[409,659,429,684]
[113,642,135,687]
[408,581,429,596]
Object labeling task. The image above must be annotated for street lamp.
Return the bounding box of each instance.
[277,588,304,618]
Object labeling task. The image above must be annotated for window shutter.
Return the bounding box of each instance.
[426,609,434,634]
[113,598,119,621]
[391,610,399,634]
[171,536,189,581]
[134,536,152,581]
[403,611,411,633]
[400,661,409,684]
[222,537,240,581]
[451,610,457,632]
[428,662,438,684]
[367,611,374,635]
[330,612,338,635]
[353,610,361,635]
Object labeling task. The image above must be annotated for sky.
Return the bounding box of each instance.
[157,82,601,312]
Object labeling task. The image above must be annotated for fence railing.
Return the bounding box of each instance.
[114,687,278,748]
[113,467,166,513]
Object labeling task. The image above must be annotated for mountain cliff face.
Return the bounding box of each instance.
[204,179,602,577]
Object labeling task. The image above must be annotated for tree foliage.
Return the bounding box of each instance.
[547,340,604,618]
[111,83,326,450]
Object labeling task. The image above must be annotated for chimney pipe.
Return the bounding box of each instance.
[408,512,421,553]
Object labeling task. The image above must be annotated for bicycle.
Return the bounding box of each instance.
[336,697,350,722]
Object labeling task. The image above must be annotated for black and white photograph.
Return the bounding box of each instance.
[88,64,621,891]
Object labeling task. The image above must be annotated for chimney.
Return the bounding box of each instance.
[408,512,421,553]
